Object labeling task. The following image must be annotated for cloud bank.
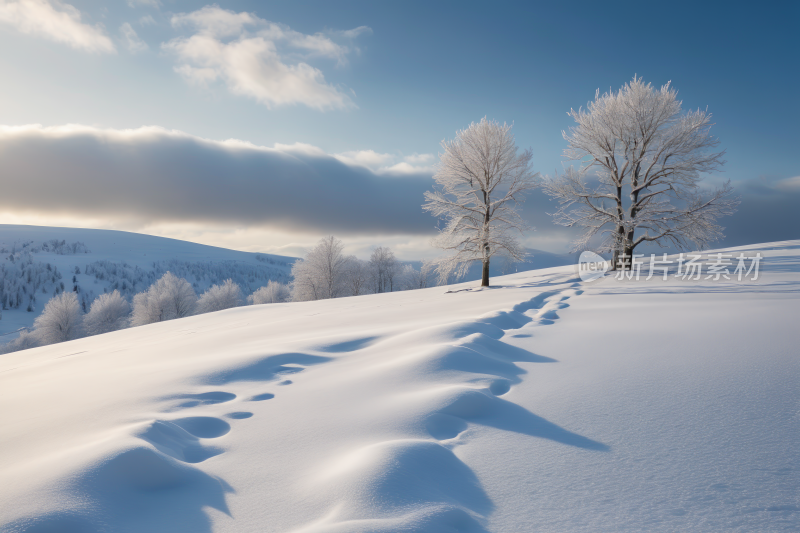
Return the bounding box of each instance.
[0,124,794,254]
[0,125,434,235]
[0,0,115,53]
[163,5,370,110]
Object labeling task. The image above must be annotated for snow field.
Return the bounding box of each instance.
[1,241,798,532]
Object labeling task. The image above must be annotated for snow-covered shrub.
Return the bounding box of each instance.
[1,329,41,353]
[197,279,242,314]
[248,280,290,305]
[84,290,130,336]
[33,291,83,345]
[130,272,197,326]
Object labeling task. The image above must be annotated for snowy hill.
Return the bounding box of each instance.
[0,240,798,532]
[0,225,296,339]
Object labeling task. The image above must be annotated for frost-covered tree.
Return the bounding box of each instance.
[398,263,434,291]
[84,290,130,336]
[248,280,291,304]
[1,330,40,353]
[291,236,348,301]
[33,291,83,345]
[369,247,399,293]
[130,272,197,326]
[424,118,540,286]
[197,279,242,314]
[342,257,371,296]
[543,76,739,269]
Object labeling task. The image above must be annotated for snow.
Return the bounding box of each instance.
[0,240,798,532]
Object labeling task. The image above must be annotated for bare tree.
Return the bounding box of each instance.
[248,280,290,304]
[543,77,739,269]
[291,236,348,301]
[369,246,399,293]
[33,291,83,344]
[424,117,540,286]
[84,290,130,336]
[197,279,242,314]
[131,272,197,326]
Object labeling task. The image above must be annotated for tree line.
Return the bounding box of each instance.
[1,239,431,353]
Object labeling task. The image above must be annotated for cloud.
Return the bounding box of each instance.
[0,124,434,235]
[716,176,800,247]
[162,6,369,110]
[0,124,790,256]
[334,150,436,174]
[774,176,800,192]
[127,0,159,7]
[120,22,147,53]
[0,0,115,53]
[138,14,156,26]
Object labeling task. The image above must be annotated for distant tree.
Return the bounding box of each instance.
[424,117,539,286]
[342,256,371,296]
[84,290,130,336]
[369,247,399,293]
[131,272,197,326]
[33,291,83,345]
[197,279,242,313]
[398,263,434,291]
[291,236,348,301]
[248,280,290,304]
[543,76,739,269]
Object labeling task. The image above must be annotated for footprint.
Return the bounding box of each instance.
[171,417,231,439]
[225,412,253,420]
[278,380,293,386]
[249,393,274,401]
[317,336,379,353]
[489,379,511,396]
[137,420,224,464]
[165,391,236,410]
[425,413,468,440]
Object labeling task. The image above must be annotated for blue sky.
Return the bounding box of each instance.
[0,0,797,258]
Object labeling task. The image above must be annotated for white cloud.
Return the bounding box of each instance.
[0,0,115,53]
[120,22,147,53]
[775,176,800,191]
[335,149,395,170]
[162,5,369,110]
[334,150,436,174]
[404,153,434,165]
[138,14,156,26]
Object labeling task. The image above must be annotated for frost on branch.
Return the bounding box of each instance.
[423,117,540,287]
[33,291,83,344]
[83,290,130,336]
[543,76,739,269]
[248,280,290,304]
[197,279,242,313]
[131,272,197,326]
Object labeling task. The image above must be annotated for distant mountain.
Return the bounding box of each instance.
[0,225,297,340]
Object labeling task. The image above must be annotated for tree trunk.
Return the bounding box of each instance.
[481,259,490,287]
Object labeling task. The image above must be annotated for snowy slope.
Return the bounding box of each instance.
[0,225,295,339]
[0,241,798,532]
